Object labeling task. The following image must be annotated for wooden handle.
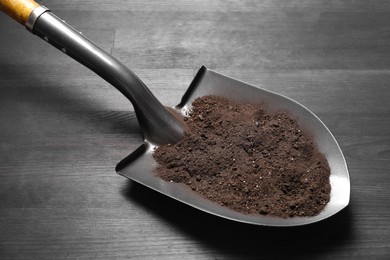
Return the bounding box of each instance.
[0,0,40,25]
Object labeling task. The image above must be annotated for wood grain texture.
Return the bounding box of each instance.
[0,0,39,25]
[1,0,390,259]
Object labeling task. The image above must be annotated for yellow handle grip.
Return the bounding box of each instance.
[0,0,40,25]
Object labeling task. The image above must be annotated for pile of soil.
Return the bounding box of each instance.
[153,95,331,218]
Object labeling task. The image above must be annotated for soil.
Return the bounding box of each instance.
[153,95,331,218]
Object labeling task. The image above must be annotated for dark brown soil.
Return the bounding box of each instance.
[153,95,331,218]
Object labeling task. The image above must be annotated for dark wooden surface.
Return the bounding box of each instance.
[1,0,390,259]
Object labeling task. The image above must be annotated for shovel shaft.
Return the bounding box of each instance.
[0,0,187,145]
[0,0,38,25]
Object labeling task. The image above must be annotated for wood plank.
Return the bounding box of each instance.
[1,0,390,259]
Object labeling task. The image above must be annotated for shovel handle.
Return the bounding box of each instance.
[0,0,187,145]
[0,0,39,25]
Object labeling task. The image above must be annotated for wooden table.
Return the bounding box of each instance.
[1,1,389,258]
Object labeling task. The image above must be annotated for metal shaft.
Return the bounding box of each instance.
[26,6,186,145]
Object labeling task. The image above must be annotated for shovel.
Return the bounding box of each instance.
[1,0,350,226]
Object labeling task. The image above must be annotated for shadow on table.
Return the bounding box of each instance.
[0,65,140,136]
[123,180,354,259]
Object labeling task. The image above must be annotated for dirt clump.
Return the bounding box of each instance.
[153,95,331,218]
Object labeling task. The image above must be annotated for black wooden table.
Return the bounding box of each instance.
[1,1,389,259]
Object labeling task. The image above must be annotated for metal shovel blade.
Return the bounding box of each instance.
[116,66,351,226]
